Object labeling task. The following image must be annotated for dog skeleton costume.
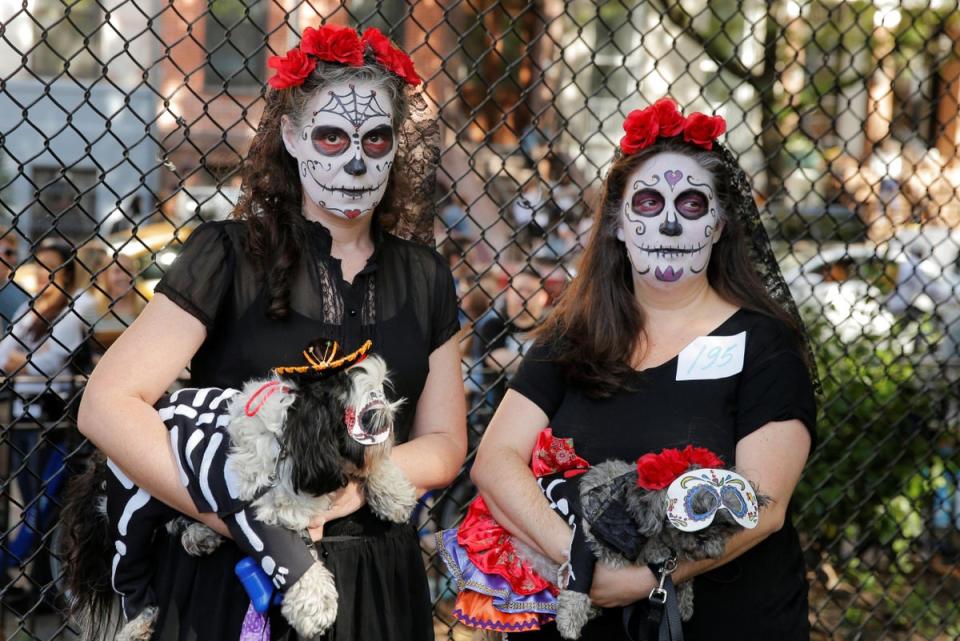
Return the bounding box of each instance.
[64,339,417,641]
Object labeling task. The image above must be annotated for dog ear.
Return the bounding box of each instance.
[281,387,346,496]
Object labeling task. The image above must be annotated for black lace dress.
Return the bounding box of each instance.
[149,217,459,641]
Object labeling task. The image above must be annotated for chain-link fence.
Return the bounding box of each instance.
[2,1,960,639]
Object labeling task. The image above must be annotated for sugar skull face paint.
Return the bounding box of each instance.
[283,80,396,220]
[618,152,721,286]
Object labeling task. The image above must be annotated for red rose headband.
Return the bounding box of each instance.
[619,99,726,155]
[267,24,421,90]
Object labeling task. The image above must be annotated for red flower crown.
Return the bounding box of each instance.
[635,445,725,490]
[267,24,421,90]
[620,99,726,155]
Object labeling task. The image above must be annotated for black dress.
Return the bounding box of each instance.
[508,309,817,641]
[150,217,459,641]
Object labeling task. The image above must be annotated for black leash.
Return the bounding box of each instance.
[622,555,683,641]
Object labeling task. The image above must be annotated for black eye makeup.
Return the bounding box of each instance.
[310,126,350,156]
[361,125,394,158]
[675,189,709,219]
[631,189,665,217]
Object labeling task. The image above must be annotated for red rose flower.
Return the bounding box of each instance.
[362,28,422,85]
[620,106,660,155]
[300,24,364,66]
[636,448,689,490]
[681,445,724,469]
[653,98,685,137]
[267,48,317,89]
[682,112,726,150]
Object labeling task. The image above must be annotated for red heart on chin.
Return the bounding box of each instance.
[345,209,362,219]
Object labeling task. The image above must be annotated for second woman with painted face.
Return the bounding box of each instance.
[471,100,818,640]
[77,25,466,641]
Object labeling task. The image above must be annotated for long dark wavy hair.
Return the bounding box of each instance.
[536,137,803,398]
[235,60,409,320]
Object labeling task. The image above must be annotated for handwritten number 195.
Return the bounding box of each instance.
[686,344,737,375]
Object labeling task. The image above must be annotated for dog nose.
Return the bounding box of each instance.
[344,156,367,176]
[358,406,388,435]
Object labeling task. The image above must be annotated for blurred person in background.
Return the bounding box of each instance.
[0,228,29,334]
[75,253,146,360]
[0,240,85,417]
[471,264,551,409]
[0,240,85,602]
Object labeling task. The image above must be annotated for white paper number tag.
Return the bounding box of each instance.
[675,331,747,381]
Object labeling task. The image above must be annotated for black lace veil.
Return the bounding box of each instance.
[714,143,821,392]
[384,87,441,245]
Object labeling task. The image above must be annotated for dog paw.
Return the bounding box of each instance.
[281,562,338,638]
[365,459,418,524]
[556,590,595,640]
[180,523,223,556]
[164,516,190,535]
[117,606,158,641]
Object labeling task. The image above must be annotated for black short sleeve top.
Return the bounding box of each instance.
[509,308,817,639]
[155,218,460,445]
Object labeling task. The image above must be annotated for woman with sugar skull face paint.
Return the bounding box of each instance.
[76,24,466,641]
[472,99,819,640]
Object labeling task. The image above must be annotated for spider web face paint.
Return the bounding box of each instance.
[288,80,396,220]
[619,152,720,288]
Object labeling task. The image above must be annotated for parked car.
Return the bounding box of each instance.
[784,243,899,342]
[785,232,960,360]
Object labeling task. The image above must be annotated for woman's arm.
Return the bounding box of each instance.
[471,389,572,564]
[77,294,230,537]
[588,419,811,607]
[391,333,468,491]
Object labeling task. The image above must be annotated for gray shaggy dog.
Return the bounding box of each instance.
[514,459,769,640]
[61,340,416,641]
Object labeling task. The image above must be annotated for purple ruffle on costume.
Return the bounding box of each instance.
[239,602,270,641]
[436,528,557,630]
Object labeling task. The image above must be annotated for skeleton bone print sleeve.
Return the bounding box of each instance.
[105,387,315,625]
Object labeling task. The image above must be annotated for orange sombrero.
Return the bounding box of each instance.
[272,338,372,378]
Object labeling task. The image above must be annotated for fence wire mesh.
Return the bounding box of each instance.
[1,0,959,639]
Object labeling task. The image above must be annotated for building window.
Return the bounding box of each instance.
[204,0,269,91]
[31,0,103,78]
[31,167,98,242]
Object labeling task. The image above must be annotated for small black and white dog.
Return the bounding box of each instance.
[62,339,417,641]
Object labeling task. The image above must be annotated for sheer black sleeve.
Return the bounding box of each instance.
[508,341,566,418]
[154,221,235,328]
[735,325,817,448]
[429,253,460,352]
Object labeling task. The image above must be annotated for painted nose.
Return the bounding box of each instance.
[344,156,367,176]
[659,216,683,236]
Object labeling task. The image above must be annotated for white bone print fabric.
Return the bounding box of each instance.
[104,387,312,623]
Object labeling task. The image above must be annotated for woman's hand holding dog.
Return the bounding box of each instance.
[588,562,657,608]
[308,481,366,540]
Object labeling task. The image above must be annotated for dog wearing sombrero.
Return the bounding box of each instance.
[61,338,415,641]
